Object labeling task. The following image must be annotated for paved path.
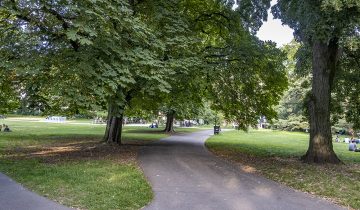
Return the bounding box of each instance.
[139,130,344,210]
[0,173,72,210]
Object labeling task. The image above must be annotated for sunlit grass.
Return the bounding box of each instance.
[0,160,152,210]
[206,129,360,162]
[0,118,173,209]
[206,130,360,209]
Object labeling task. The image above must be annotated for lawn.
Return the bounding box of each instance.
[206,129,360,209]
[0,118,177,210]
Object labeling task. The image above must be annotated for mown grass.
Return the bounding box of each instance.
[0,159,152,210]
[206,129,360,209]
[0,119,171,147]
[0,118,177,210]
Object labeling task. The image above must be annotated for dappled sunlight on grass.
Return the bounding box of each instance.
[206,129,360,209]
[2,139,138,164]
[0,119,165,209]
[240,165,257,173]
[207,129,360,162]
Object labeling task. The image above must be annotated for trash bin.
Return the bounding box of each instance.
[214,126,220,135]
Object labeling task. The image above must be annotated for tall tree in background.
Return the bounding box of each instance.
[273,0,360,163]
[274,41,310,131]
[333,34,360,129]
[160,72,205,132]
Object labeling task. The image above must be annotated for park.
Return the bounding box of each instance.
[0,0,360,210]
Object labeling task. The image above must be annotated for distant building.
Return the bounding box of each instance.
[258,116,267,129]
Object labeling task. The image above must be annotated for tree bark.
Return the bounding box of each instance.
[164,110,175,132]
[301,39,341,164]
[103,100,124,145]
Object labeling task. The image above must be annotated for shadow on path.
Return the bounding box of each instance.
[139,130,344,210]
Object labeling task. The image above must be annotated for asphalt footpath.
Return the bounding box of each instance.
[0,173,72,210]
[138,130,345,210]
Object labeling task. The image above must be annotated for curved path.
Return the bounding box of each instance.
[0,173,72,210]
[139,130,344,210]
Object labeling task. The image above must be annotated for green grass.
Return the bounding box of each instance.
[0,118,176,210]
[0,160,152,210]
[206,129,360,162]
[206,129,360,209]
[0,119,168,147]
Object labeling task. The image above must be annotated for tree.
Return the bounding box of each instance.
[207,40,288,129]
[332,35,360,129]
[103,0,204,137]
[273,0,360,163]
[1,0,289,147]
[139,0,204,133]
[181,0,288,130]
[160,76,205,132]
[0,0,173,144]
[274,41,310,131]
[0,68,19,114]
[119,0,286,134]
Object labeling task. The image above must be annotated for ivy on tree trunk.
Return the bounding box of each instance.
[302,39,341,164]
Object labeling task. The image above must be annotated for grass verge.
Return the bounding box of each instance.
[206,129,360,209]
[0,119,177,210]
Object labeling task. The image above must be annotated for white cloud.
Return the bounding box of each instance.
[256,13,294,47]
[256,0,294,47]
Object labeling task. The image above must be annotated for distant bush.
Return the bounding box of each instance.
[271,115,309,132]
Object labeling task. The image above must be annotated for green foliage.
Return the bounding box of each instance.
[0,0,170,116]
[273,0,360,133]
[208,41,288,129]
[196,102,219,125]
[0,69,19,114]
[275,41,309,122]
[139,0,289,127]
[272,115,309,132]
[178,0,288,129]
[122,0,205,120]
[272,0,360,43]
[1,0,290,133]
[333,35,360,128]
[233,0,271,33]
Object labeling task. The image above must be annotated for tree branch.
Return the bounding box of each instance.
[9,0,80,51]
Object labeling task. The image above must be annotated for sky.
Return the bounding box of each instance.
[256,1,294,47]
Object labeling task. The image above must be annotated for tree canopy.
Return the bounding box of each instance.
[273,0,360,163]
[1,0,288,144]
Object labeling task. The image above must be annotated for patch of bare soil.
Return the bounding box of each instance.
[2,139,150,164]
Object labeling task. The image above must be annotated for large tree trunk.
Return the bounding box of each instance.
[301,39,341,164]
[164,110,175,132]
[103,100,124,145]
